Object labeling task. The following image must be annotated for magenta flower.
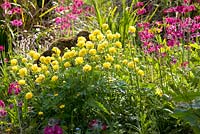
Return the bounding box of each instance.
[0,109,7,117]
[1,2,11,10]
[55,17,62,25]
[136,2,144,8]
[11,19,23,27]
[137,8,147,15]
[0,45,4,51]
[8,82,21,95]
[0,100,5,108]
[44,125,63,134]
[11,7,22,14]
[55,6,65,13]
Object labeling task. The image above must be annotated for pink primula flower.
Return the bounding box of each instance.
[137,8,147,15]
[0,100,5,108]
[0,45,4,51]
[0,109,7,117]
[44,125,63,134]
[11,19,23,27]
[1,2,11,10]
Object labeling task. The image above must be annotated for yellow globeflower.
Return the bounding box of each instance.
[44,56,52,64]
[89,34,96,41]
[78,36,86,42]
[97,34,104,41]
[83,64,92,72]
[52,47,61,56]
[52,64,59,71]
[115,41,122,48]
[33,52,40,60]
[29,50,36,57]
[114,64,121,70]
[18,80,26,85]
[105,55,114,62]
[89,49,97,55]
[51,75,58,82]
[59,104,65,109]
[103,62,111,69]
[85,41,94,49]
[31,64,39,73]
[25,92,33,100]
[64,62,71,68]
[128,26,136,33]
[97,44,105,52]
[11,66,18,72]
[137,69,144,76]
[19,68,28,77]
[113,32,121,39]
[51,60,59,65]
[35,74,45,83]
[38,111,43,115]
[93,29,101,35]
[127,61,135,69]
[122,59,128,65]
[108,47,117,54]
[75,57,84,65]
[106,30,112,34]
[107,33,113,40]
[21,58,28,63]
[102,23,109,30]
[10,59,18,66]
[76,40,85,48]
[134,58,139,63]
[41,64,48,71]
[79,48,87,57]
[39,56,46,63]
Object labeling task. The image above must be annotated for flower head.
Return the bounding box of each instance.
[8,82,21,95]
[83,64,92,72]
[25,92,33,100]
[11,19,23,27]
[0,45,4,51]
[0,100,5,108]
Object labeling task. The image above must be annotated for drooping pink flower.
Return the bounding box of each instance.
[0,100,5,108]
[137,8,147,15]
[0,109,7,117]
[1,2,11,10]
[11,19,23,27]
[0,45,4,51]
[8,82,21,95]
[136,2,144,8]
[11,7,22,14]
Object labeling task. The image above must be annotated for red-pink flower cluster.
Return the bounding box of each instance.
[44,125,63,134]
[0,100,7,117]
[0,45,4,51]
[8,81,21,95]
[1,1,23,27]
[164,5,196,14]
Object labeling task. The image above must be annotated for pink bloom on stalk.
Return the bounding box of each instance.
[55,6,65,13]
[55,17,62,25]
[11,7,21,14]
[137,8,147,15]
[181,61,189,68]
[0,109,7,117]
[1,2,11,10]
[8,82,21,95]
[44,125,63,134]
[136,2,144,8]
[73,0,84,8]
[101,123,107,130]
[0,45,4,51]
[184,0,191,4]
[0,100,5,108]
[11,19,23,27]
[67,13,77,20]
[60,23,71,30]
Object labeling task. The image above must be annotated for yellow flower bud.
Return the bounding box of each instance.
[107,33,113,40]
[11,66,18,71]
[137,69,144,76]
[78,48,87,57]
[78,36,86,42]
[18,79,26,85]
[52,65,59,71]
[128,26,136,33]
[33,53,40,60]
[108,47,117,54]
[31,64,39,73]
[64,62,71,68]
[97,34,104,41]
[114,64,121,70]
[102,23,109,30]
[93,29,101,35]
[59,104,65,109]
[85,41,94,49]
[25,92,33,100]
[51,75,58,82]
[127,61,135,69]
[134,58,139,63]
[103,62,111,69]
[105,55,114,62]
[38,111,43,115]
[115,41,122,48]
